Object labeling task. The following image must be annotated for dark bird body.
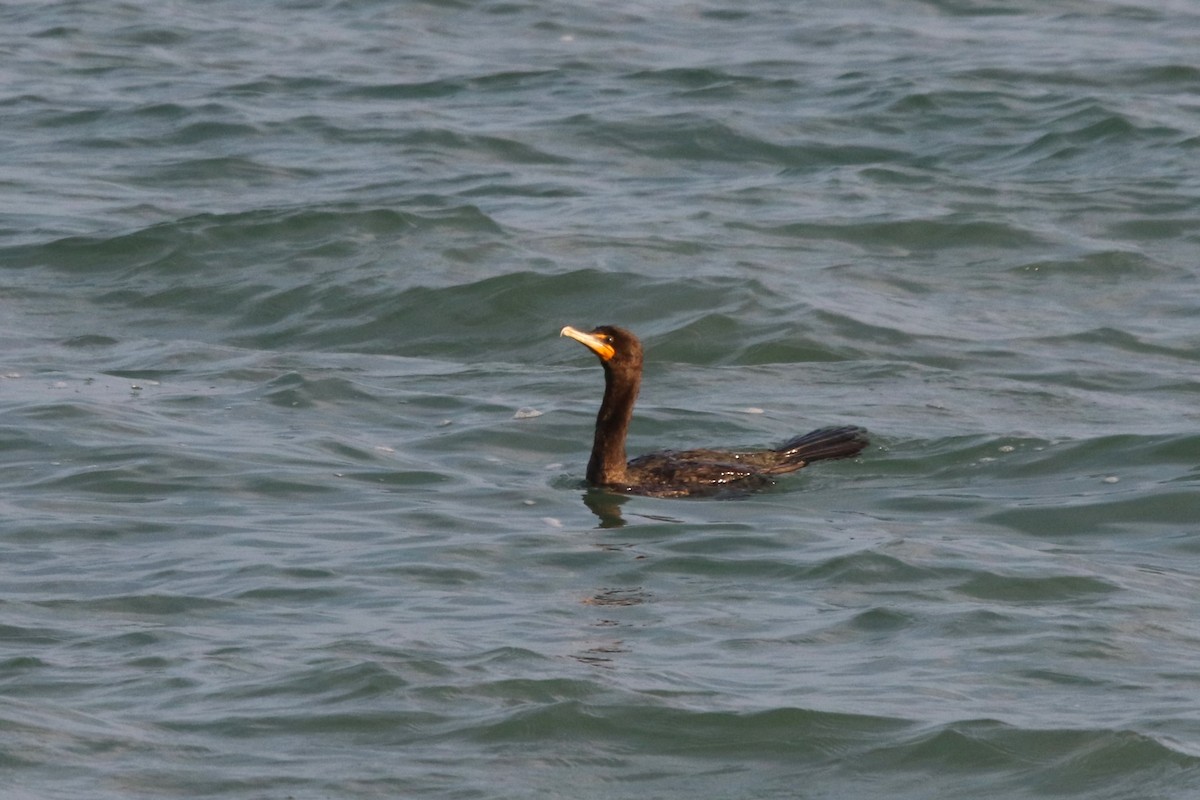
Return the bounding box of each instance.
[560,325,868,498]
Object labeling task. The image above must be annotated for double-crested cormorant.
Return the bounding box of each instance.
[560,325,868,498]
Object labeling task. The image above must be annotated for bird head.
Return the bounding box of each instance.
[560,325,643,372]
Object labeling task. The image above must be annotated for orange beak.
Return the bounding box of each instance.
[560,325,616,361]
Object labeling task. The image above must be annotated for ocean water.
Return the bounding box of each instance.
[3,1,1200,797]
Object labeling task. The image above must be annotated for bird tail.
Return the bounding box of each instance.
[768,426,869,474]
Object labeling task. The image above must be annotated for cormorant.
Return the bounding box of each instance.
[560,325,868,498]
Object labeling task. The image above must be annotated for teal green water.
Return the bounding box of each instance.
[4,2,1200,798]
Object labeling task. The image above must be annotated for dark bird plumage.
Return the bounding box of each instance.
[560,325,868,498]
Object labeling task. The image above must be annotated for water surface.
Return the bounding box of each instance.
[3,1,1200,798]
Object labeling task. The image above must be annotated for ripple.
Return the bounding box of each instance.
[6,1,1200,798]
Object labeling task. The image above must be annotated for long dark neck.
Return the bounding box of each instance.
[587,364,640,485]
